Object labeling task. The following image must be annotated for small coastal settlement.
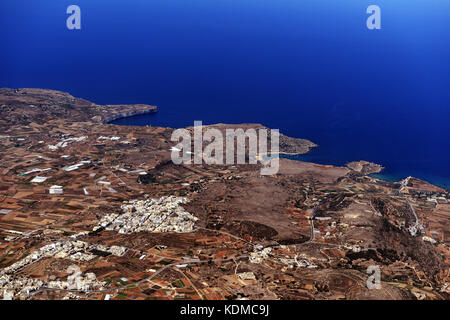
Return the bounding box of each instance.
[0,88,448,300]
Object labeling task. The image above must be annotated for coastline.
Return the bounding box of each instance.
[370,172,450,191]
[284,151,450,191]
[0,87,448,300]
[288,154,450,191]
[109,110,450,191]
[102,106,158,123]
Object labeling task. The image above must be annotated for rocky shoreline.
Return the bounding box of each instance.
[346,160,385,175]
[0,88,448,300]
[100,104,158,124]
[0,88,158,126]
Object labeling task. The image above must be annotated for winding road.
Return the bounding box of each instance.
[27,205,320,298]
[30,255,249,297]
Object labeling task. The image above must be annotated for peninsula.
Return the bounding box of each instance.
[0,89,448,300]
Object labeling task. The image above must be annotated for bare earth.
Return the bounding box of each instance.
[0,88,448,300]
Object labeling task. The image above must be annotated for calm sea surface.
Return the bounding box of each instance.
[1,1,449,188]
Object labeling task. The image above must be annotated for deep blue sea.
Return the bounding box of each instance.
[1,1,449,188]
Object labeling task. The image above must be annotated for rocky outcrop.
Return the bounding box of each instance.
[97,104,158,123]
[346,160,384,175]
[279,133,317,155]
[0,88,157,126]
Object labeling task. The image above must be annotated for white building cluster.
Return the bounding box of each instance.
[0,275,45,300]
[48,136,87,150]
[98,136,120,141]
[249,245,273,264]
[94,196,198,234]
[0,272,106,300]
[0,240,127,276]
[0,239,127,299]
[249,245,317,269]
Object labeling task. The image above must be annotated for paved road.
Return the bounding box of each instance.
[406,198,426,235]
[302,205,318,245]
[28,205,320,298]
[406,199,419,223]
[30,255,249,297]
[265,205,318,249]
[197,227,251,245]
